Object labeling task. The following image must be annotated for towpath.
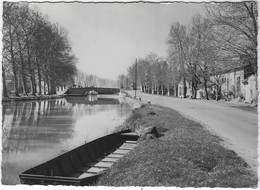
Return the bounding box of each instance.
[127,90,258,175]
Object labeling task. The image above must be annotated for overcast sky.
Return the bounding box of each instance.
[30,2,205,80]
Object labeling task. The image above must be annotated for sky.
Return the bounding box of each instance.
[30,2,205,80]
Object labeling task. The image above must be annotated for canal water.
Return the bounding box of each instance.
[2,95,132,185]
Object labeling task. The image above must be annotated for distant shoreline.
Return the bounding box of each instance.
[2,94,65,102]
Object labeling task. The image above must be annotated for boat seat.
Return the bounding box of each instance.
[125,140,138,144]
[86,167,107,173]
[119,142,137,150]
[101,157,119,162]
[94,161,114,168]
[107,153,125,158]
[113,149,131,155]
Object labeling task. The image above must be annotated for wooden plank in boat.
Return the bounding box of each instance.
[119,143,137,150]
[94,162,114,168]
[107,153,125,158]
[101,157,119,162]
[113,149,130,155]
[87,167,107,173]
[125,140,138,144]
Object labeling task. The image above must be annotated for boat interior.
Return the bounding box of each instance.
[20,131,138,185]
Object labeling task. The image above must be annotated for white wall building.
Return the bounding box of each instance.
[177,65,257,102]
[211,65,257,102]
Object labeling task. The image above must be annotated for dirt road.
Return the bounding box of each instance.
[128,91,258,174]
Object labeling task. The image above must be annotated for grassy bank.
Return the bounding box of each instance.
[96,104,257,187]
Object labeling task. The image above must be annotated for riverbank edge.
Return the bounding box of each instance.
[119,90,143,109]
[96,94,257,187]
[2,94,65,102]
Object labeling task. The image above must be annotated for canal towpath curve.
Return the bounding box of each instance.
[127,90,258,175]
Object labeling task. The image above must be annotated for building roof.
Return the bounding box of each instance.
[221,64,255,79]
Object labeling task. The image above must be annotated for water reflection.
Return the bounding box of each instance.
[2,95,131,185]
[86,94,98,102]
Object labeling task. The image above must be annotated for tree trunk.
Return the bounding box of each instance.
[37,62,42,95]
[161,85,164,96]
[192,80,195,99]
[167,84,170,96]
[18,41,28,96]
[50,77,57,95]
[192,79,197,99]
[29,74,36,95]
[175,84,178,97]
[12,63,19,97]
[2,66,8,97]
[215,85,219,101]
[46,75,50,95]
[183,77,187,98]
[26,39,36,95]
[254,64,258,104]
[204,81,209,100]
[28,65,36,95]
[9,37,19,96]
[43,77,46,95]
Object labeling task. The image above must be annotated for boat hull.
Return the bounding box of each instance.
[19,130,138,186]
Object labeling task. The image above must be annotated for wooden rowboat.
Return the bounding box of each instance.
[19,130,139,186]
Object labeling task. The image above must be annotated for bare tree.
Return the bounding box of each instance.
[206,2,258,96]
[117,74,127,89]
[3,2,20,96]
[145,53,163,94]
[3,2,78,96]
[167,22,189,98]
[137,58,150,92]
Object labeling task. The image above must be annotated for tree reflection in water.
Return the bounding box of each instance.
[2,96,131,185]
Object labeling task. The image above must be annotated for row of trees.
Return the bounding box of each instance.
[118,53,176,96]
[75,71,117,88]
[2,2,77,97]
[118,2,257,100]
